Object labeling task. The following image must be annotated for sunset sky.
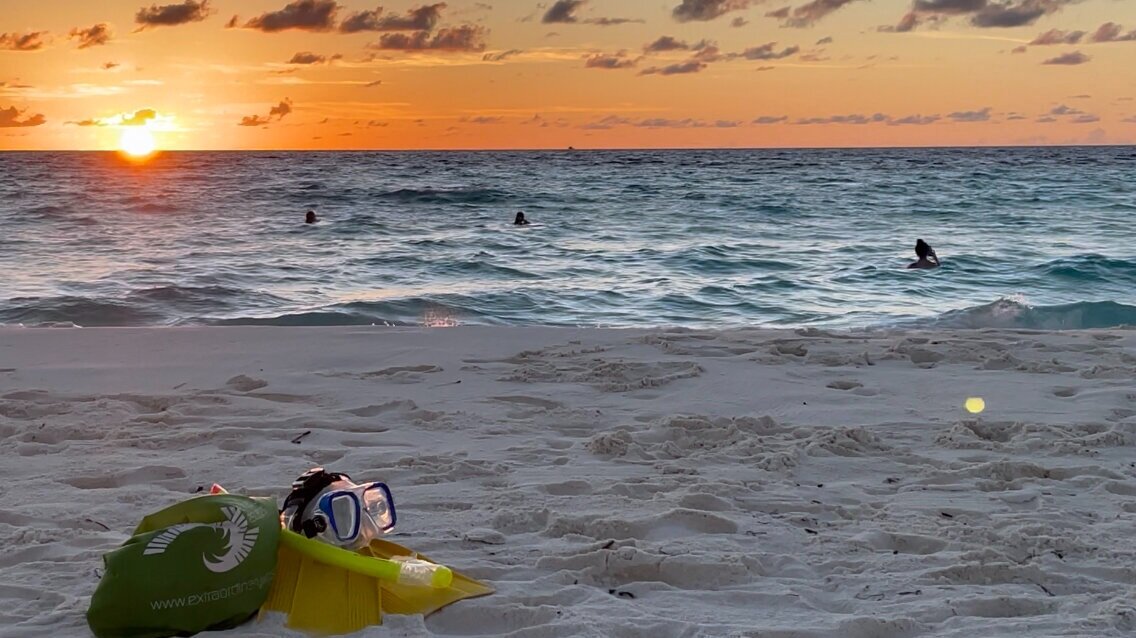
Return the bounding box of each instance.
[2,0,1135,149]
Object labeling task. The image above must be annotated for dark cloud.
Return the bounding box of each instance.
[270,99,293,118]
[288,51,341,64]
[635,118,740,128]
[226,15,239,28]
[68,119,106,126]
[1042,50,1090,65]
[482,48,523,61]
[103,62,120,70]
[365,79,383,87]
[795,113,889,125]
[913,0,985,12]
[543,0,584,23]
[1011,45,1027,53]
[1029,28,1083,45]
[731,17,749,27]
[885,0,1075,32]
[69,24,112,49]
[739,43,799,60]
[691,42,725,61]
[239,99,293,127]
[135,0,213,29]
[948,107,991,122]
[461,115,502,124]
[644,36,691,52]
[541,0,640,26]
[0,106,46,127]
[585,53,637,69]
[369,25,487,51]
[339,9,385,32]
[1049,104,1082,115]
[753,115,787,124]
[1071,113,1099,123]
[878,12,922,32]
[121,108,157,126]
[639,60,707,75]
[340,3,447,33]
[889,114,941,125]
[765,7,791,18]
[1122,115,1136,123]
[0,31,49,51]
[782,0,862,28]
[1089,22,1136,43]
[816,36,833,45]
[582,115,741,129]
[244,0,339,33]
[672,0,751,23]
[586,17,641,26]
[972,0,1067,29]
[581,115,631,129]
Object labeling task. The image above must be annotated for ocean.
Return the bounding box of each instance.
[2,147,1134,330]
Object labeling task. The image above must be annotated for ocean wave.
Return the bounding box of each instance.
[915,298,1136,330]
[1038,254,1136,285]
[0,296,166,327]
[372,187,512,204]
[207,298,494,327]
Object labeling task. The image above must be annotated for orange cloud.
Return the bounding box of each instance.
[135,0,214,30]
[69,23,112,49]
[0,106,46,127]
[0,31,49,51]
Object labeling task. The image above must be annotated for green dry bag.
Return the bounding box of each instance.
[87,494,280,638]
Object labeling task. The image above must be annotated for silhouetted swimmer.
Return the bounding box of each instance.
[514,211,530,226]
[908,238,939,269]
[305,210,318,224]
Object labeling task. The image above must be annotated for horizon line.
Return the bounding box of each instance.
[2,143,1135,153]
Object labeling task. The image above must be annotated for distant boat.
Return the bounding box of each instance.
[567,146,575,150]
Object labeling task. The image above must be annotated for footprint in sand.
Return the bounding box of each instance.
[490,395,563,410]
[331,363,440,381]
[62,465,187,490]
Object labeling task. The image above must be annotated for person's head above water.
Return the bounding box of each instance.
[305,210,317,224]
[909,238,939,269]
[514,211,529,225]
[915,238,931,259]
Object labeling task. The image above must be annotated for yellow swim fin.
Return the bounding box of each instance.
[261,531,492,635]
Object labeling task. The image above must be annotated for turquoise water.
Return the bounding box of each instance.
[1,147,1134,329]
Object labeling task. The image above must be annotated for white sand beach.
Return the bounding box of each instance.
[2,326,1135,637]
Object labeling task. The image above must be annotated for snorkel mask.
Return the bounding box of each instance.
[281,468,397,550]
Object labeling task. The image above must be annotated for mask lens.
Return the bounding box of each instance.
[361,483,396,532]
[325,492,361,542]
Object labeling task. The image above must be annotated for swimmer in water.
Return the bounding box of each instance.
[908,238,939,269]
[514,211,530,226]
[305,210,318,224]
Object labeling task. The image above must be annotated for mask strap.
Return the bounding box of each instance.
[281,467,353,535]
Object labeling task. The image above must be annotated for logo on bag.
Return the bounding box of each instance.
[143,505,259,573]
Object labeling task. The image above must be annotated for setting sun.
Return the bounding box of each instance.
[119,128,156,158]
